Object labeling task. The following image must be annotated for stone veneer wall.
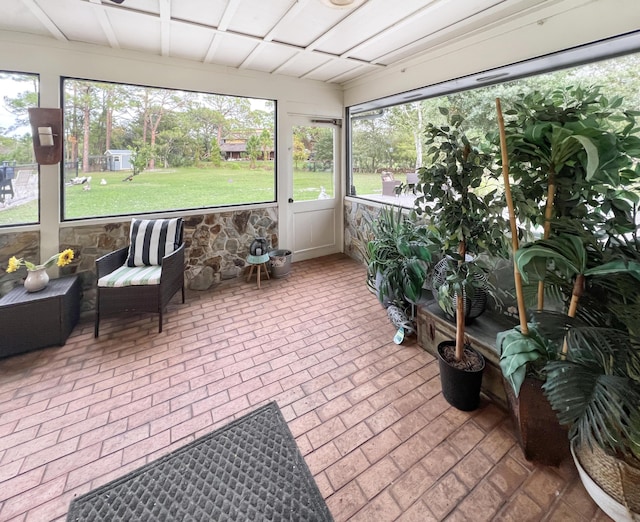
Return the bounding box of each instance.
[343,198,422,265]
[343,198,380,266]
[0,207,277,314]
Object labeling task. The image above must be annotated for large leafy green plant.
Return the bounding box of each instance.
[498,233,640,395]
[497,315,561,396]
[366,205,433,306]
[414,109,508,362]
[515,233,640,326]
[496,85,640,396]
[503,86,640,241]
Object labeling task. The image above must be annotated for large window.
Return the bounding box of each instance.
[348,44,640,207]
[62,79,275,220]
[0,72,39,227]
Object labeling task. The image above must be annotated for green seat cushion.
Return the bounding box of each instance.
[98,265,162,288]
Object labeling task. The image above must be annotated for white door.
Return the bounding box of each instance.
[283,117,342,262]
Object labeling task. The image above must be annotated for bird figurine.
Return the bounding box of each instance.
[318,186,329,199]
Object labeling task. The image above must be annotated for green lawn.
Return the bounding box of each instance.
[0,200,38,226]
[0,165,384,226]
[353,172,385,196]
[64,166,276,219]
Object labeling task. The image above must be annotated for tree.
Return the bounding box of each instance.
[245,135,260,168]
[387,102,425,170]
[125,144,153,181]
[259,129,271,161]
[0,134,33,163]
[141,88,182,170]
[184,104,224,163]
[80,83,92,174]
[293,134,306,169]
[414,110,508,362]
[312,128,334,170]
[351,116,392,173]
[209,138,222,167]
[58,79,274,173]
[0,73,38,134]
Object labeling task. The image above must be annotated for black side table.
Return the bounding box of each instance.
[0,275,81,358]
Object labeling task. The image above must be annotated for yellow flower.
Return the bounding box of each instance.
[57,249,74,267]
[6,249,75,272]
[7,256,20,273]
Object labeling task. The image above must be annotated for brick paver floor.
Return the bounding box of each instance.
[0,254,611,521]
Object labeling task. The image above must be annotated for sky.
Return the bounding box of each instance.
[0,75,35,136]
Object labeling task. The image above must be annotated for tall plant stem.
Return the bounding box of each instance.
[496,98,528,335]
[537,176,556,310]
[561,273,585,357]
[456,241,466,361]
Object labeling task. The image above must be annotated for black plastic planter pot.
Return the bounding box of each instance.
[437,341,485,411]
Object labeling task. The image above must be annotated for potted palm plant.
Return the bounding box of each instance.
[511,212,640,517]
[413,109,508,410]
[544,324,640,521]
[501,230,640,465]
[495,85,640,465]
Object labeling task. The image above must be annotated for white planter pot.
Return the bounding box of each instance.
[571,443,640,522]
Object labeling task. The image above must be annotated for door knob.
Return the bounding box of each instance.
[288,198,294,203]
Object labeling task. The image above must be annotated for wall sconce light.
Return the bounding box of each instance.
[28,108,63,165]
[38,127,55,147]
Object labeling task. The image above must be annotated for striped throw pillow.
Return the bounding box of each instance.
[126,218,182,267]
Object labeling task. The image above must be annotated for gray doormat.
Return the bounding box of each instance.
[67,402,333,521]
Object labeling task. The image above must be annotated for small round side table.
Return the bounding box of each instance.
[246,253,271,289]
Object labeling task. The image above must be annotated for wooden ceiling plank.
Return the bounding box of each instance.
[88,0,121,49]
[159,0,171,56]
[218,0,242,32]
[20,0,68,41]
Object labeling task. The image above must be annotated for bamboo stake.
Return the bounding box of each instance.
[496,98,529,335]
[560,274,585,357]
[567,274,584,318]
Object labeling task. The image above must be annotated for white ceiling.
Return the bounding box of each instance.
[0,0,588,85]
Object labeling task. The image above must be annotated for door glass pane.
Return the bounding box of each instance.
[292,125,334,201]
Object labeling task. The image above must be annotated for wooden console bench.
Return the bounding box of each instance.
[0,275,81,358]
[416,300,516,409]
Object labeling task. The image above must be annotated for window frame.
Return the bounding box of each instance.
[60,76,277,222]
[346,30,640,204]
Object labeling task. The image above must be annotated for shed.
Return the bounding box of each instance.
[105,150,132,171]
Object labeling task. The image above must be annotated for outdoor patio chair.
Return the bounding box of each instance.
[381,172,401,196]
[0,162,15,203]
[406,171,419,185]
[406,171,419,194]
[94,217,185,337]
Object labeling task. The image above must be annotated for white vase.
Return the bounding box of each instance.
[24,268,49,292]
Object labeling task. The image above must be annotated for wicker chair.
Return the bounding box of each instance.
[94,219,185,337]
